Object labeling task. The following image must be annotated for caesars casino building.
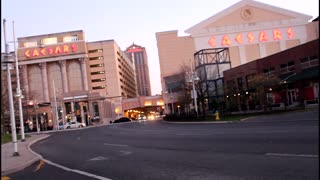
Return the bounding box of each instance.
[16,30,137,129]
[156,0,319,112]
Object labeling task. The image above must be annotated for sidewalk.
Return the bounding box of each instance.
[1,133,50,176]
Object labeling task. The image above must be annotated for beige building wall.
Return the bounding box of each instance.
[87,40,137,99]
[156,0,319,110]
[156,30,196,93]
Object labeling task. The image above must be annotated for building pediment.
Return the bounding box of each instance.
[185,0,312,36]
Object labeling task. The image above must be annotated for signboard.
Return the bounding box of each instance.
[18,41,87,61]
[208,27,295,48]
[24,44,77,58]
[127,48,143,53]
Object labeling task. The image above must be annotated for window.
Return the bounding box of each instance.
[63,35,78,42]
[246,74,256,89]
[91,71,105,75]
[280,61,295,74]
[89,56,104,61]
[237,77,244,91]
[90,63,104,68]
[92,85,106,90]
[23,41,38,47]
[263,67,275,77]
[41,37,57,45]
[226,79,237,92]
[300,55,319,69]
[92,78,106,82]
[88,49,103,53]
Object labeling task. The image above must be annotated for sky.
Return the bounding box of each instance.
[1,0,319,95]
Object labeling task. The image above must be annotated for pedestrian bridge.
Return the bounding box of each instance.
[122,95,164,110]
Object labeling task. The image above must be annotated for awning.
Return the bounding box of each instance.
[279,72,296,83]
[289,67,319,82]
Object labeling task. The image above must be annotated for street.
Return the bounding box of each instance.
[7,110,319,180]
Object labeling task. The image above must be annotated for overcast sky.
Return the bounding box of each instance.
[1,0,319,95]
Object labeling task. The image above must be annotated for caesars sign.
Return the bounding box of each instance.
[20,42,86,60]
[193,26,306,49]
[207,27,295,48]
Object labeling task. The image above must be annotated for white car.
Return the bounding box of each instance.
[64,121,86,129]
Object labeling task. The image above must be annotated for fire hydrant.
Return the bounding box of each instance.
[215,110,220,121]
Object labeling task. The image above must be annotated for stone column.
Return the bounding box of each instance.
[39,63,49,102]
[79,58,88,91]
[80,102,85,125]
[259,44,266,58]
[20,65,30,100]
[239,46,247,65]
[59,60,69,93]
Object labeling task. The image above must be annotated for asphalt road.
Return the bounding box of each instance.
[8,110,319,180]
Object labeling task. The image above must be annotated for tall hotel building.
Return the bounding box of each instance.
[16,30,136,128]
[156,0,319,110]
[125,43,152,96]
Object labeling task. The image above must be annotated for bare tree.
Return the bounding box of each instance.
[250,74,281,112]
[1,75,9,133]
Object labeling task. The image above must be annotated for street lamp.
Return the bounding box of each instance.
[12,21,26,141]
[2,18,19,156]
[28,100,40,134]
[187,61,200,118]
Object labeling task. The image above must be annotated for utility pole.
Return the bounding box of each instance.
[12,21,25,141]
[3,18,19,156]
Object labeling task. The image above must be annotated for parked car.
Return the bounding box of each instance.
[112,117,132,124]
[64,121,86,129]
[58,122,64,130]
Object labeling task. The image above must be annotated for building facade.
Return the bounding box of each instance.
[15,30,136,130]
[223,38,319,111]
[125,43,152,96]
[156,0,319,112]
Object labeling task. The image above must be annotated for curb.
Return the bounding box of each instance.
[1,157,40,176]
[161,120,235,124]
[1,134,50,176]
[27,134,50,159]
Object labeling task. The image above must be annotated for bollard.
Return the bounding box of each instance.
[215,110,220,121]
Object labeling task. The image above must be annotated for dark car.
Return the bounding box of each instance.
[112,117,132,124]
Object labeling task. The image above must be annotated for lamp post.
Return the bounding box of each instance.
[165,88,174,114]
[12,21,26,141]
[52,80,60,130]
[3,18,19,156]
[28,100,40,134]
[187,60,200,118]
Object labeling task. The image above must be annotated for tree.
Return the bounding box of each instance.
[1,68,10,133]
[250,74,281,112]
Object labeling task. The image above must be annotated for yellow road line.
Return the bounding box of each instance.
[34,160,45,172]
[1,176,11,180]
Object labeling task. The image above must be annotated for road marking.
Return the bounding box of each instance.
[43,159,112,180]
[265,153,319,158]
[1,176,10,180]
[34,160,45,172]
[89,156,109,161]
[176,133,211,136]
[104,143,128,147]
[119,151,132,155]
[27,135,112,180]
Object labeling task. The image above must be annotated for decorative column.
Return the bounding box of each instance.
[80,102,85,125]
[259,43,266,58]
[20,65,30,100]
[79,58,88,91]
[59,60,69,93]
[39,63,49,102]
[280,41,286,51]
[239,46,247,65]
